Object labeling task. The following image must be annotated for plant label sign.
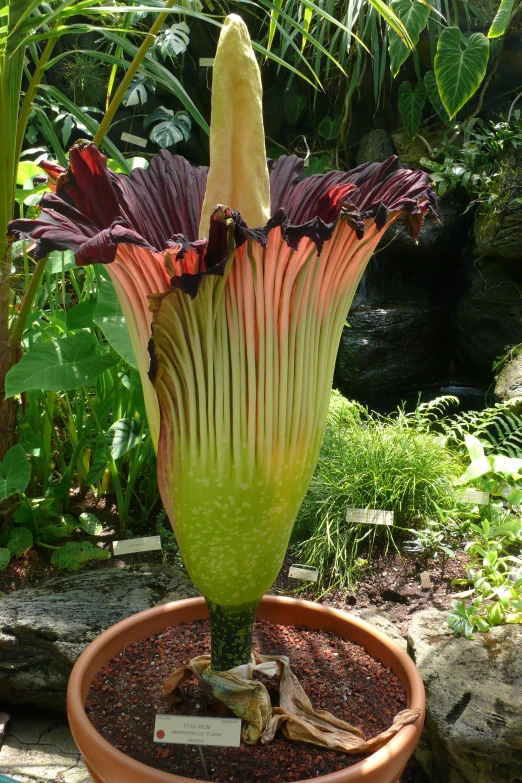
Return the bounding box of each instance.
[288,564,318,582]
[112,535,162,555]
[154,715,241,747]
[120,132,147,148]
[346,508,394,526]
[460,488,489,505]
[199,58,215,67]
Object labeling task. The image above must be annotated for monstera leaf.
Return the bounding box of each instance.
[398,80,427,139]
[434,28,489,119]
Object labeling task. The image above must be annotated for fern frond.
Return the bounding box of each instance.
[443,398,522,457]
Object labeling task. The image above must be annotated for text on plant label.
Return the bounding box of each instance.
[154,715,241,747]
[112,535,162,555]
[346,508,394,526]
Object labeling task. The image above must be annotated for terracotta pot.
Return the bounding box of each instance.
[67,596,424,783]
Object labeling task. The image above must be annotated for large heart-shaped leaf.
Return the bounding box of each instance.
[435,28,489,119]
[0,445,31,502]
[424,71,451,125]
[5,332,117,396]
[66,298,97,332]
[488,0,516,37]
[7,527,33,556]
[94,280,137,369]
[317,116,342,140]
[398,80,427,139]
[389,0,430,76]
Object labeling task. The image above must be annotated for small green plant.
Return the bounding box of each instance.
[421,112,522,203]
[0,454,112,573]
[447,434,522,637]
[292,392,462,589]
[448,511,522,637]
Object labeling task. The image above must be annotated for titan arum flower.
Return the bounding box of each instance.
[10,15,436,672]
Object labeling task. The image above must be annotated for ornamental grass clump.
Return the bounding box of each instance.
[10,14,434,749]
[293,392,462,589]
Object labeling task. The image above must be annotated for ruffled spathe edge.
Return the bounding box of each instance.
[8,145,437,298]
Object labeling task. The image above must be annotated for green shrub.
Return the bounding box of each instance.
[291,392,462,589]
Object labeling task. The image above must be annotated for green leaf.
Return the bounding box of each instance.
[464,433,486,462]
[488,602,504,626]
[85,450,108,486]
[94,281,137,369]
[491,454,522,478]
[106,157,148,174]
[50,541,111,571]
[78,512,103,536]
[144,107,191,149]
[305,155,332,175]
[506,488,522,505]
[434,28,489,119]
[398,80,426,139]
[0,549,11,572]
[7,527,33,556]
[106,418,142,460]
[37,521,76,543]
[0,445,31,502]
[488,0,516,37]
[65,299,97,332]
[46,250,76,275]
[16,161,42,186]
[474,616,491,632]
[389,0,430,76]
[317,116,341,140]
[5,332,117,396]
[424,70,451,125]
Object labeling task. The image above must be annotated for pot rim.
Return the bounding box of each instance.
[68,595,425,783]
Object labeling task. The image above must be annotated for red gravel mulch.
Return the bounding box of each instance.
[85,618,409,782]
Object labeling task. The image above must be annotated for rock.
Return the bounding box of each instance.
[474,159,522,259]
[352,608,407,649]
[334,303,451,399]
[356,129,396,165]
[0,710,90,782]
[391,125,447,169]
[453,254,522,379]
[0,564,198,710]
[408,609,522,783]
[353,191,471,306]
[495,352,522,401]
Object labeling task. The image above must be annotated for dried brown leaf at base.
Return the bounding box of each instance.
[163,652,420,753]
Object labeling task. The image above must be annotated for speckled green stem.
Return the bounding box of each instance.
[206,598,260,670]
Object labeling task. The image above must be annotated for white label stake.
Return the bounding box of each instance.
[120,132,147,148]
[346,508,394,526]
[154,715,241,747]
[288,564,318,582]
[199,58,215,67]
[112,535,162,556]
[460,488,489,505]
